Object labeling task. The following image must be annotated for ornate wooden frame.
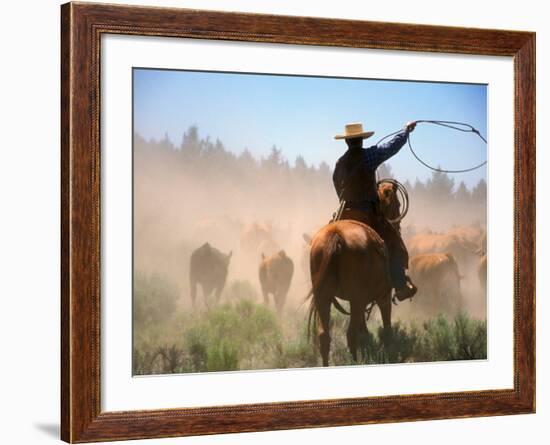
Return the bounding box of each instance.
[61,2,536,442]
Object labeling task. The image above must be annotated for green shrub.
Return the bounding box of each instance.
[274,323,319,369]
[452,313,487,360]
[133,272,182,375]
[181,298,283,372]
[372,322,420,364]
[133,348,158,375]
[133,292,487,374]
[133,272,179,331]
[324,312,484,366]
[206,340,240,371]
[416,313,487,362]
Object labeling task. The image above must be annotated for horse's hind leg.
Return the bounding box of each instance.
[316,296,332,367]
[347,300,367,363]
[378,292,393,345]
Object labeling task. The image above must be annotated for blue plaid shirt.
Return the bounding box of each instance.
[333,129,410,201]
[359,129,409,170]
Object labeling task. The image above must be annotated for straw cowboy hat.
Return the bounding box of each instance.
[334,122,375,140]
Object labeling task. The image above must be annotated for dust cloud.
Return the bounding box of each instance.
[133,128,487,325]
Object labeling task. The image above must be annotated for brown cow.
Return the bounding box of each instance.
[409,252,463,316]
[407,230,480,267]
[447,225,484,245]
[189,242,232,306]
[259,250,294,315]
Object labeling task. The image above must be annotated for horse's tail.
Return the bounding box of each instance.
[307,230,343,340]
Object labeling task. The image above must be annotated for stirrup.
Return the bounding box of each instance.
[393,282,417,303]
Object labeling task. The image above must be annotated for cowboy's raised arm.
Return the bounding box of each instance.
[362,122,416,169]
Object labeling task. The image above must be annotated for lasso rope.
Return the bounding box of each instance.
[375,120,487,174]
[377,178,409,225]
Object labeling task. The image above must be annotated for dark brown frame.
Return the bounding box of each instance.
[61,1,536,442]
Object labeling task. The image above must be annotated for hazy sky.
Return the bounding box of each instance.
[133,68,487,188]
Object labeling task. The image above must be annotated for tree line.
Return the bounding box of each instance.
[134,125,487,206]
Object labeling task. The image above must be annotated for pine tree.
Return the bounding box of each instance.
[455,181,471,204]
[294,155,308,172]
[413,178,427,199]
[471,178,487,203]
[426,169,455,202]
[180,125,201,159]
[263,145,284,170]
[239,148,256,168]
[318,161,331,177]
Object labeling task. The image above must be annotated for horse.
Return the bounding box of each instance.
[307,220,392,366]
[307,180,403,366]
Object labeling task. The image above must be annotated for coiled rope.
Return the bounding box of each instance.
[377,178,409,225]
[375,119,487,174]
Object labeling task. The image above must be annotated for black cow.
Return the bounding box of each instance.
[189,243,232,306]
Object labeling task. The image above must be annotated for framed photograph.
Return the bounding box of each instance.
[61,2,535,442]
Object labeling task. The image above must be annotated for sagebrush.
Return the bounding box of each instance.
[133,274,487,374]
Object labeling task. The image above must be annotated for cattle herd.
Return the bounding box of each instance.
[188,219,487,319]
[188,222,297,314]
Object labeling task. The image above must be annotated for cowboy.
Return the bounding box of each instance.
[333,122,417,301]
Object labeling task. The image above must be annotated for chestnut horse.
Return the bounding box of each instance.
[307,220,392,366]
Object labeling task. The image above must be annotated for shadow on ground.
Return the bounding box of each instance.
[33,423,59,439]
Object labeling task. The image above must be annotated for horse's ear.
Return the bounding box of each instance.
[302,233,312,245]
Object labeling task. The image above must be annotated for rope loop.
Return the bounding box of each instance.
[377,178,409,225]
[375,120,487,174]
